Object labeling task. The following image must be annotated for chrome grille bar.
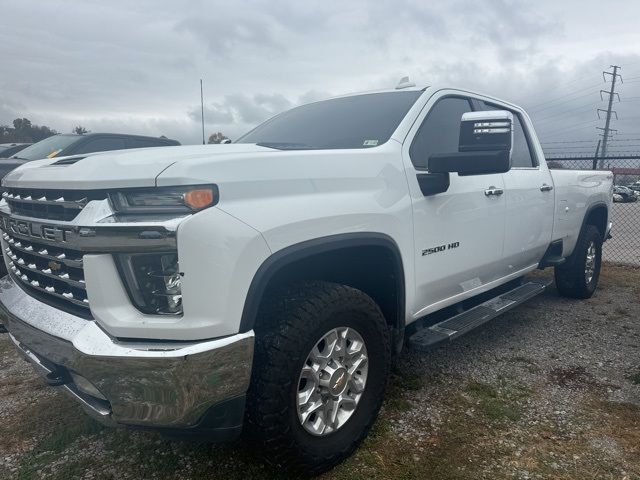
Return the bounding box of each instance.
[7,254,86,290]
[2,233,83,268]
[2,230,89,312]
[2,192,87,210]
[8,262,89,307]
[2,187,104,222]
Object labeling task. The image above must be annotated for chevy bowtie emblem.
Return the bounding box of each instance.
[333,371,346,390]
[48,260,62,271]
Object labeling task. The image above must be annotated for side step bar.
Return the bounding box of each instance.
[408,278,552,351]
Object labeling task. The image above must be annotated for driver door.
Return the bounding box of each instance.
[402,93,507,319]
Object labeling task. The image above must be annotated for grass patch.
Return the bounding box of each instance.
[464,379,530,422]
[385,395,413,413]
[15,405,105,480]
[627,371,640,386]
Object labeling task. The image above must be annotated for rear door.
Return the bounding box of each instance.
[479,101,554,270]
[402,92,507,318]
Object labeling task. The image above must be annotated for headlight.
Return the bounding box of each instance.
[116,252,183,315]
[109,185,218,215]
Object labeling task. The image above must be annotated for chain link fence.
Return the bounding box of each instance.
[546,155,640,266]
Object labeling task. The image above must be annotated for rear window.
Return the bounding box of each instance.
[237,91,422,150]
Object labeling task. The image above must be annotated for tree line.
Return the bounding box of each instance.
[1,118,57,143]
[0,118,91,143]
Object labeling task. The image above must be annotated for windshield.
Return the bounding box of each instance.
[236,91,422,150]
[11,135,79,161]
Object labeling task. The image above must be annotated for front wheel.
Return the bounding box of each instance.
[246,281,391,475]
[554,225,603,299]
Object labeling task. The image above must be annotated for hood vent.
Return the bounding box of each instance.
[51,156,87,166]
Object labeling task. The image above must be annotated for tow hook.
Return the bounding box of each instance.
[45,369,71,387]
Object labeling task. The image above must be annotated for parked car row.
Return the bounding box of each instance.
[613,185,639,203]
[0,133,180,187]
[0,143,31,158]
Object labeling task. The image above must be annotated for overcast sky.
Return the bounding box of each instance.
[2,0,640,155]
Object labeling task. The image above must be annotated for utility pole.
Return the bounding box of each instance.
[200,79,205,145]
[597,65,622,168]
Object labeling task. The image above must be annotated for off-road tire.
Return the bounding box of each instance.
[554,225,603,299]
[245,281,391,475]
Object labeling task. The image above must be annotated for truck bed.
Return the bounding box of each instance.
[550,169,613,256]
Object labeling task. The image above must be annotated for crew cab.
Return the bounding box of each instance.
[0,84,613,474]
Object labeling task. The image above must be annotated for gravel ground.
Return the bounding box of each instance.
[0,265,639,480]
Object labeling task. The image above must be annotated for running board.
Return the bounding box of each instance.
[408,278,552,351]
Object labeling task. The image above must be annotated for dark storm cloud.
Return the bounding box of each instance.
[1,0,640,146]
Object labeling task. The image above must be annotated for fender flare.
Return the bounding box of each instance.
[565,201,609,263]
[580,201,609,238]
[239,232,406,349]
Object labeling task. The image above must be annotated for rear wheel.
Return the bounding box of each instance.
[554,225,602,299]
[246,281,390,475]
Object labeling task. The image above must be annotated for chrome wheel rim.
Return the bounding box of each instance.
[297,327,368,436]
[585,241,597,284]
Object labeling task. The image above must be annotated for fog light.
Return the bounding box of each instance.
[161,271,183,314]
[117,252,183,315]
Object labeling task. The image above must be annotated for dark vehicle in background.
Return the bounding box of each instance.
[1,133,180,185]
[0,143,31,158]
[613,186,638,203]
[0,132,180,275]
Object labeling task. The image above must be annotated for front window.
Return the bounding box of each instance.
[236,91,422,150]
[10,134,79,161]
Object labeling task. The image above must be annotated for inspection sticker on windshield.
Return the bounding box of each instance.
[363,139,379,147]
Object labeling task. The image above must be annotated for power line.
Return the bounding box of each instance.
[541,139,600,145]
[535,119,599,132]
[532,104,600,125]
[526,84,601,111]
[537,123,600,139]
[526,91,599,114]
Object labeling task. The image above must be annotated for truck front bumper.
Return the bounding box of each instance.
[0,276,254,440]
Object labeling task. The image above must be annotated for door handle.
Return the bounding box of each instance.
[484,186,504,196]
[540,184,554,192]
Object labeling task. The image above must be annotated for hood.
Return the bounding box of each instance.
[1,144,274,190]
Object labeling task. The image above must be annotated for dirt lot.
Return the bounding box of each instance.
[1,265,639,480]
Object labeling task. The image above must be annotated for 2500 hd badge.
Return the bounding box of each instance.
[422,241,460,256]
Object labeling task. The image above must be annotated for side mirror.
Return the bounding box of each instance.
[428,110,513,176]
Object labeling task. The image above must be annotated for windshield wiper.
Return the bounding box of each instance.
[9,156,28,160]
[256,142,315,150]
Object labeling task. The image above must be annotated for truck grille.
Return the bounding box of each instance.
[2,231,90,316]
[2,188,107,222]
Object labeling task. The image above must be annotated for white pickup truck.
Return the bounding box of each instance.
[0,84,613,474]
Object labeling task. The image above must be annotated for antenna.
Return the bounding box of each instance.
[200,79,205,145]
